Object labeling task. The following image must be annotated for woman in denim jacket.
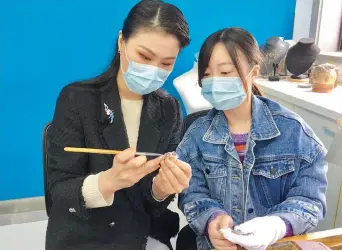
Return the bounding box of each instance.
[177,28,328,250]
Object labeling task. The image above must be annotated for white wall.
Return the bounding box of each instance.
[317,0,342,52]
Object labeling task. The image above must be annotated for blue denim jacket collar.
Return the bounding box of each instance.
[203,95,281,146]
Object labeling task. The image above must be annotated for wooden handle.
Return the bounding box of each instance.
[64,147,121,155]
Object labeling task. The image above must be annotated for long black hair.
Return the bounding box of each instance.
[102,0,190,80]
[198,27,262,96]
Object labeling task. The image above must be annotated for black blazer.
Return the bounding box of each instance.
[45,75,182,250]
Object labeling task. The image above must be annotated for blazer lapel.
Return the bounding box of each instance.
[99,79,164,157]
[127,93,165,213]
[136,93,164,155]
[99,77,129,164]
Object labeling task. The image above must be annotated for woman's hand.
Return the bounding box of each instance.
[99,148,163,198]
[152,157,192,200]
[208,214,237,250]
[221,216,287,250]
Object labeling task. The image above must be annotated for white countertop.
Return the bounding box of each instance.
[255,79,342,121]
[0,220,47,250]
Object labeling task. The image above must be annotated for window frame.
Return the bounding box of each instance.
[339,18,342,51]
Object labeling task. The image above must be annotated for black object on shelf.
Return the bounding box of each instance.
[269,63,280,81]
[285,38,320,79]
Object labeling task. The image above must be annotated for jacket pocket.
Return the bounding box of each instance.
[202,155,227,205]
[251,159,295,207]
[252,159,295,179]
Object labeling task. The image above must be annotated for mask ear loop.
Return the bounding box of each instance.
[120,44,130,74]
[244,66,257,95]
[245,66,256,80]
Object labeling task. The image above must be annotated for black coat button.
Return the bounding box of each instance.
[248,208,254,214]
[205,168,210,174]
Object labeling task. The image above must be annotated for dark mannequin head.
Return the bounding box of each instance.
[285,38,320,78]
[260,37,289,76]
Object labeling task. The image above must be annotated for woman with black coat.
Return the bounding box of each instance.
[45,1,191,249]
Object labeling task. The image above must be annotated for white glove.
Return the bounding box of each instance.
[220,216,287,250]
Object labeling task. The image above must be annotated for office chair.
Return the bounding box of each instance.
[42,122,52,217]
[180,110,210,138]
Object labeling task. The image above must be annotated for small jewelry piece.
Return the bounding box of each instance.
[164,151,179,159]
[104,103,114,124]
[231,229,254,236]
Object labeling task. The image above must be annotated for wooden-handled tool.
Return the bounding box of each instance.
[64,147,163,157]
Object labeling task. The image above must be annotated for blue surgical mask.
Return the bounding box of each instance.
[121,47,171,95]
[201,77,246,110]
[201,69,254,110]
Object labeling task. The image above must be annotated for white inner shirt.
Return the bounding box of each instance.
[120,98,143,147]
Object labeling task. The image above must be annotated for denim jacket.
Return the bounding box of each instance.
[177,95,328,250]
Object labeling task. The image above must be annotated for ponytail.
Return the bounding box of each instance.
[97,40,121,80]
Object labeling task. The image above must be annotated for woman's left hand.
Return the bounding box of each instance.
[152,157,192,200]
[220,216,287,250]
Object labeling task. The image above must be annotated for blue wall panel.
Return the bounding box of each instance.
[0,0,296,200]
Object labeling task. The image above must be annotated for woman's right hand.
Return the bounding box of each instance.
[98,148,163,197]
[208,214,237,250]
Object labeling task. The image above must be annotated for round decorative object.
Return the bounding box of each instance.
[310,63,337,93]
